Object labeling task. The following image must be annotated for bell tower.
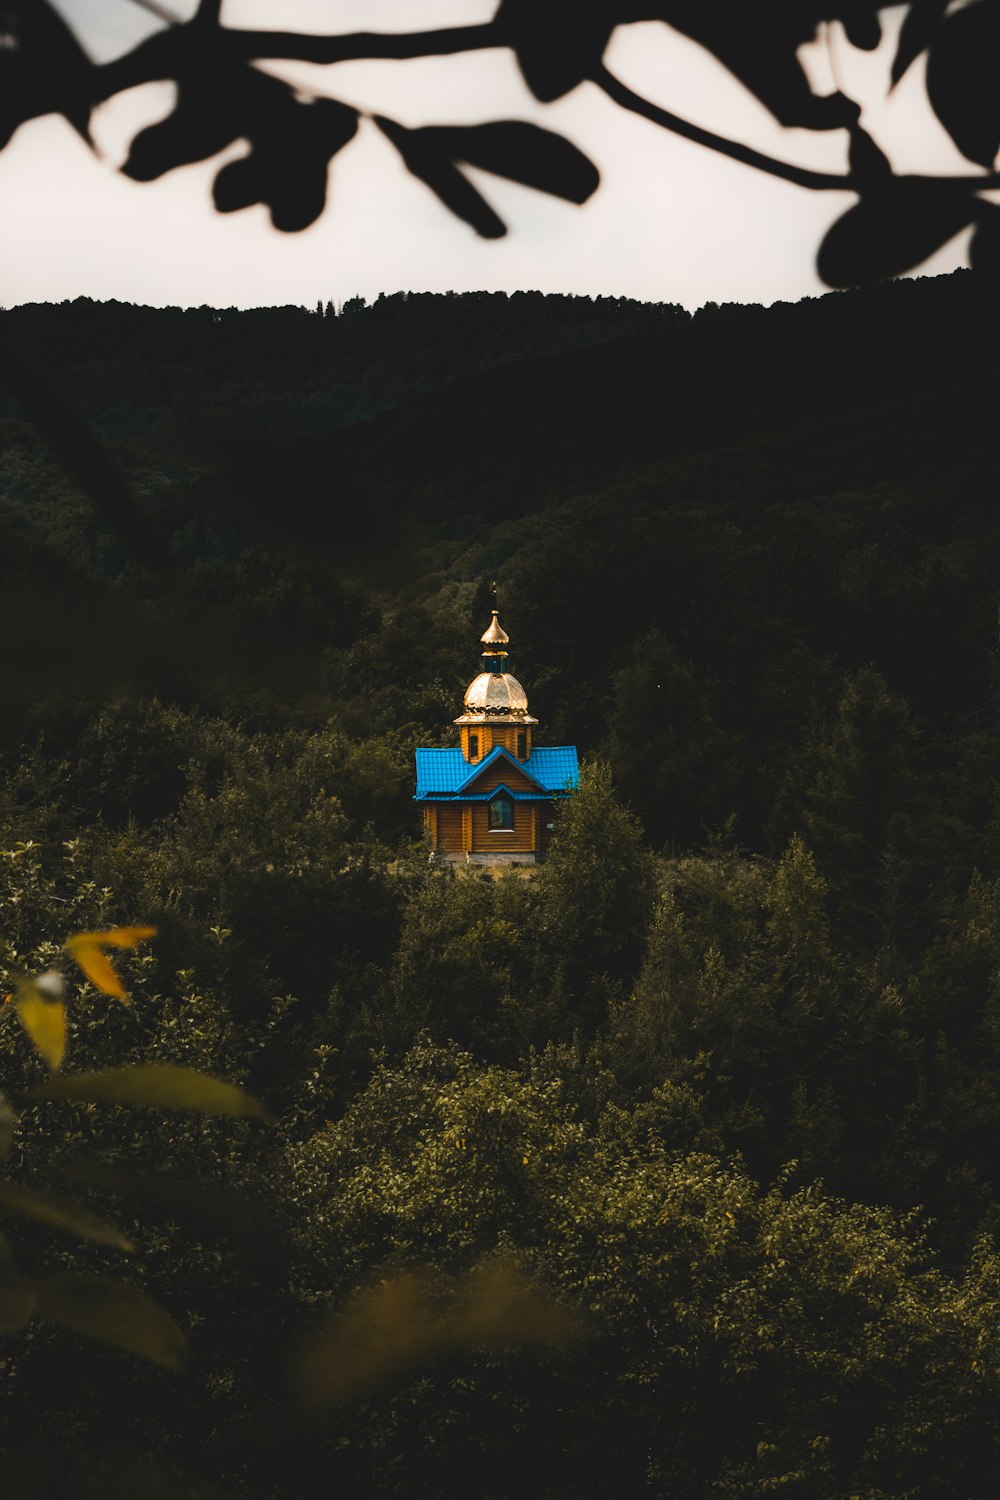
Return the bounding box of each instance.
[454,610,538,764]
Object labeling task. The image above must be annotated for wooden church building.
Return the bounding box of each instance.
[415,611,579,864]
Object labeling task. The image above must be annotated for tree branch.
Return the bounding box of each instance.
[94,21,504,101]
[594,63,849,191]
[595,62,1000,195]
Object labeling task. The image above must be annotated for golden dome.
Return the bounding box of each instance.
[461,670,531,718]
[454,609,539,725]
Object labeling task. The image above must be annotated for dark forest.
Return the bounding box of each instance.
[4,274,1000,1496]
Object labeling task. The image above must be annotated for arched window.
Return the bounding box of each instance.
[489,794,514,831]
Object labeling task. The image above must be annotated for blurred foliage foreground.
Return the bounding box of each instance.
[0,893,573,1498]
[5,773,1000,1498]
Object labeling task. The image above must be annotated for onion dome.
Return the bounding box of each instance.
[455,610,538,725]
[480,610,509,646]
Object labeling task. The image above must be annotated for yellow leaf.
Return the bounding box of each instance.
[27,1064,273,1121]
[0,1177,134,1251]
[13,976,66,1071]
[64,926,156,1003]
[27,1273,187,1370]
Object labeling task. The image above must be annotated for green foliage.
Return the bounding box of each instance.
[535,761,658,1015]
[772,666,932,961]
[601,839,922,1192]
[604,631,743,849]
[279,1039,1000,1497]
[7,281,1000,1493]
[369,865,539,1060]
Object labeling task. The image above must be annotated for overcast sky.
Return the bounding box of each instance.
[0,1,977,311]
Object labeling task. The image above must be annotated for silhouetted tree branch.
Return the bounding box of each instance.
[5,1,1000,283]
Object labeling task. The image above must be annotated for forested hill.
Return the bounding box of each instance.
[10,277,1000,1495]
[2,270,999,852]
[0,290,685,438]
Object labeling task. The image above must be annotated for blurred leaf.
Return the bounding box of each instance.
[27,1274,187,1370]
[293,1262,575,1410]
[0,1177,134,1251]
[128,57,358,233]
[848,123,892,185]
[12,976,66,1071]
[494,0,613,102]
[268,98,358,232]
[0,0,95,151]
[891,0,948,86]
[27,1064,273,1121]
[123,81,240,182]
[213,96,358,233]
[212,154,262,213]
[817,185,976,287]
[0,352,174,573]
[375,117,507,238]
[843,8,881,50]
[658,7,859,131]
[64,925,156,1002]
[416,121,599,204]
[926,1,1000,167]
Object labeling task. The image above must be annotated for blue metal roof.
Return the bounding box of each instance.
[414,744,579,801]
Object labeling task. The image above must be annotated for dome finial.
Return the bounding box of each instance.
[480,609,509,646]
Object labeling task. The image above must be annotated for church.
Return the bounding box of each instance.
[415,610,579,863]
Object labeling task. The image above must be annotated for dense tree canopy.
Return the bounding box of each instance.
[4,278,1000,1492]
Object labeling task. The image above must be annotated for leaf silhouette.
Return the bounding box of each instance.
[213,98,357,232]
[375,117,506,238]
[842,7,881,51]
[0,1177,134,1251]
[27,1274,187,1370]
[123,79,241,182]
[416,122,599,204]
[926,1,1000,167]
[891,0,949,87]
[0,0,95,151]
[817,185,977,287]
[28,1064,272,1121]
[661,8,859,131]
[848,123,892,185]
[64,925,156,1003]
[12,975,66,1071]
[495,0,614,102]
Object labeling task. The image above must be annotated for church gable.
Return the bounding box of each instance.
[458,747,542,797]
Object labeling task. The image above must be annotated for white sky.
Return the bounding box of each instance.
[0,2,979,311]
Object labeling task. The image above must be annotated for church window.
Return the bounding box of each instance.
[469,733,479,759]
[516,730,526,759]
[489,795,514,831]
